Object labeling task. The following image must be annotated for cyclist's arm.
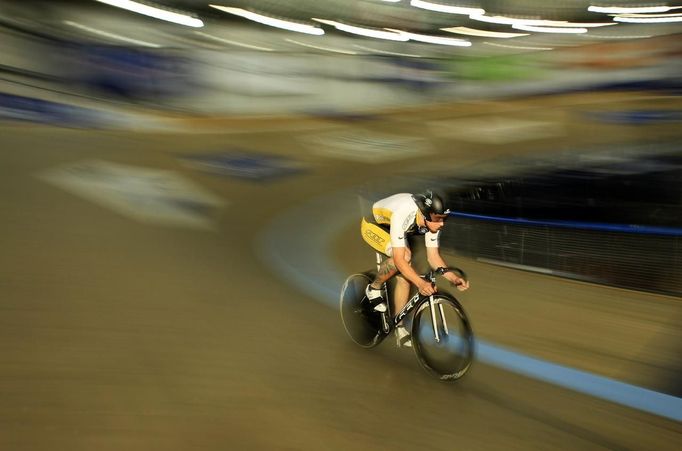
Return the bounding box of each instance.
[426,247,470,290]
[426,246,449,271]
[393,246,434,294]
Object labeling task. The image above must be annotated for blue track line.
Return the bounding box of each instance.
[450,212,682,236]
[257,189,682,422]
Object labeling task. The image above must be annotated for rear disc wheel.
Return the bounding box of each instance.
[340,273,386,348]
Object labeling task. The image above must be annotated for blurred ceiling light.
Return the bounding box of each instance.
[194,31,274,51]
[410,0,484,15]
[613,14,682,22]
[512,24,588,33]
[441,26,528,38]
[64,20,161,46]
[578,34,653,39]
[614,12,682,17]
[210,5,324,35]
[312,18,408,41]
[94,0,203,27]
[386,29,472,46]
[469,13,614,27]
[353,44,423,57]
[588,5,677,14]
[550,21,615,28]
[285,38,357,55]
[469,13,566,25]
[483,41,553,50]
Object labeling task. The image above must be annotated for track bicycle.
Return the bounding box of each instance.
[340,252,475,381]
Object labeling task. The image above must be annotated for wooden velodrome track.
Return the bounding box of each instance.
[1,91,680,450]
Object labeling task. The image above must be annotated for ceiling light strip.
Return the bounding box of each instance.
[614,12,682,17]
[387,29,472,46]
[210,5,324,35]
[441,26,528,38]
[95,0,203,27]
[512,24,588,33]
[588,5,675,14]
[470,13,614,27]
[613,15,682,23]
[313,18,408,41]
[469,13,566,26]
[410,0,484,15]
[578,34,653,39]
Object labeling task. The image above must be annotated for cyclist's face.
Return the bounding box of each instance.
[426,214,447,232]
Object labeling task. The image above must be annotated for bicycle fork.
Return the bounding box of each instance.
[429,297,450,343]
[427,275,449,343]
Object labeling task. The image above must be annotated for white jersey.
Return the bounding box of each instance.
[372,193,440,250]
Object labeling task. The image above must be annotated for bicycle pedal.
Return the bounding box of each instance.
[372,302,387,313]
[394,327,412,348]
[396,335,412,348]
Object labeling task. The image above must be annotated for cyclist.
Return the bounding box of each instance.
[360,190,469,347]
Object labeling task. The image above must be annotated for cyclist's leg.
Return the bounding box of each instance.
[393,274,411,316]
[391,249,414,347]
[391,247,412,316]
[360,218,394,310]
[368,257,397,289]
[362,256,393,312]
[367,243,411,284]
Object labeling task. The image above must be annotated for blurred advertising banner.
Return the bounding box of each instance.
[0,92,99,125]
[67,44,194,100]
[38,160,225,230]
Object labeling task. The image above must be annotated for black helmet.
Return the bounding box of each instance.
[412,190,449,221]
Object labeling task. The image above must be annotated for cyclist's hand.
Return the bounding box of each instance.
[455,278,470,291]
[446,273,470,291]
[418,280,437,296]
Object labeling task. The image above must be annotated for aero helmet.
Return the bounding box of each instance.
[412,190,449,221]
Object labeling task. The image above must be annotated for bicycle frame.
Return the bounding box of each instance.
[376,251,449,343]
[342,252,472,380]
